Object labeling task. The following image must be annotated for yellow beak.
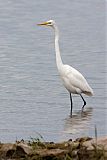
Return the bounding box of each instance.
[37,21,49,26]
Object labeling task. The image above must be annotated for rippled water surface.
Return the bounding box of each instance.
[0,0,106,142]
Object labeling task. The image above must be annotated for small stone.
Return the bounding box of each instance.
[68,139,72,142]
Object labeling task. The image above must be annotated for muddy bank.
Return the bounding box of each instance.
[0,136,107,160]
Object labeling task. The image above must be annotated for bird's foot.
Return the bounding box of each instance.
[82,106,84,112]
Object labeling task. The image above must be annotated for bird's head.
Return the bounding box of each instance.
[37,20,55,28]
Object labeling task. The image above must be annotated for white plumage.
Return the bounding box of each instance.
[38,20,93,115]
[60,64,93,96]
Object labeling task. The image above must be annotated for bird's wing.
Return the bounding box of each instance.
[63,65,93,94]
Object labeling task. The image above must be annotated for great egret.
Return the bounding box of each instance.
[38,20,93,115]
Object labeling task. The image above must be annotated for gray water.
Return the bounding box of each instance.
[0,0,106,142]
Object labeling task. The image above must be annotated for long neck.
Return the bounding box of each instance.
[53,25,63,71]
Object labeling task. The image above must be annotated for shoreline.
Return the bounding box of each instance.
[0,136,107,160]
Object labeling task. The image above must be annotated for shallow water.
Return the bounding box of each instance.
[0,0,106,142]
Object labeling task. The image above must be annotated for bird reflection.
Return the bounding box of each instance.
[64,107,93,134]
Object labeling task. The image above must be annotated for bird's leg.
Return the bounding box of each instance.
[70,93,73,115]
[80,94,86,109]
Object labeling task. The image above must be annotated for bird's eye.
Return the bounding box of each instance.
[48,22,51,24]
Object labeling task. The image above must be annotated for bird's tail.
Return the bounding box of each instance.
[83,89,94,96]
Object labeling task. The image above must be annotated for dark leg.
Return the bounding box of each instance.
[70,93,73,115]
[80,94,86,109]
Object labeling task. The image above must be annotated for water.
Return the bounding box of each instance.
[0,0,106,142]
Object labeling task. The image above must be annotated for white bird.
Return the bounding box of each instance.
[38,20,93,115]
